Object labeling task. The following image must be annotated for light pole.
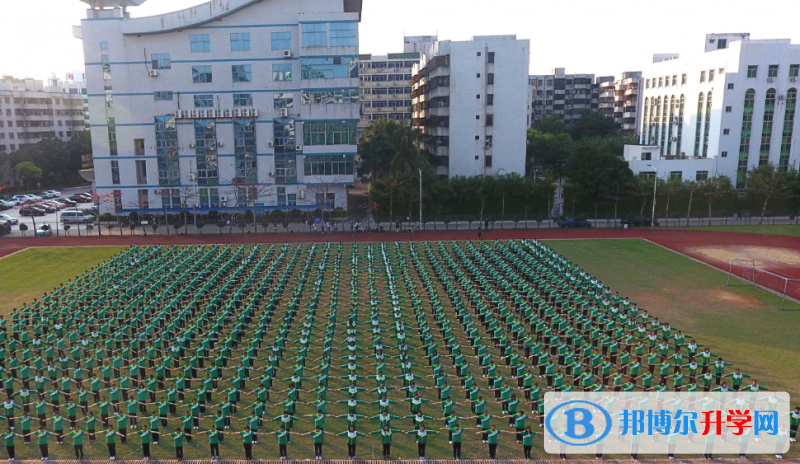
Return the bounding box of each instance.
[647,163,658,227]
[418,168,422,231]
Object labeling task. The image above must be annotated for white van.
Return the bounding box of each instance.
[61,211,94,224]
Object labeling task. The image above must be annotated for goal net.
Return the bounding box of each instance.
[727,258,800,309]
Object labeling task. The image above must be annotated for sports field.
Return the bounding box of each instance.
[679,225,800,237]
[0,240,796,461]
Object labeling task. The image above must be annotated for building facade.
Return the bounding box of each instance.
[0,76,87,154]
[411,35,530,177]
[529,68,596,125]
[357,52,419,134]
[629,33,800,187]
[48,72,90,129]
[74,0,362,214]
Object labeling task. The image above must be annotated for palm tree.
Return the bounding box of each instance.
[390,128,429,174]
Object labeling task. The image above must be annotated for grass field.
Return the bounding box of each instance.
[0,242,797,461]
[546,239,800,403]
[0,247,126,315]
[678,224,800,236]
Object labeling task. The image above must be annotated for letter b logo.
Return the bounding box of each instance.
[564,407,595,440]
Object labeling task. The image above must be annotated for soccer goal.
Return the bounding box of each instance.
[727,258,800,309]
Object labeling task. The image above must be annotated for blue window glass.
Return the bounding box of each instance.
[100,41,109,50]
[272,64,292,81]
[271,32,291,50]
[230,33,251,51]
[233,94,253,107]
[329,23,357,47]
[232,64,252,83]
[151,53,171,70]
[301,57,359,79]
[190,35,211,53]
[194,95,214,107]
[302,23,327,47]
[192,66,213,83]
[154,91,174,101]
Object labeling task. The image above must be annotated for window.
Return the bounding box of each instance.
[738,89,756,185]
[669,171,682,179]
[100,41,109,50]
[160,189,182,209]
[486,114,494,126]
[700,71,705,83]
[779,88,797,171]
[154,91,173,101]
[300,57,358,79]
[658,77,663,87]
[486,94,494,105]
[672,75,677,86]
[681,73,687,85]
[487,73,494,85]
[112,190,122,211]
[329,23,357,47]
[192,66,212,83]
[790,64,800,78]
[304,155,355,175]
[234,120,257,182]
[488,52,495,63]
[190,34,211,53]
[107,117,117,156]
[759,89,776,166]
[155,116,179,186]
[302,23,327,47]
[768,65,779,78]
[709,69,715,82]
[272,32,291,50]
[194,95,214,107]
[135,160,148,185]
[151,53,171,70]
[696,171,709,182]
[301,88,359,104]
[723,129,730,135]
[111,161,120,185]
[198,188,219,208]
[747,65,758,78]
[232,64,252,83]
[726,106,732,112]
[484,156,492,167]
[272,63,293,81]
[694,93,704,157]
[639,172,656,179]
[303,121,357,146]
[137,189,149,209]
[641,152,652,161]
[728,83,734,90]
[721,151,728,157]
[102,55,111,80]
[194,119,218,183]
[230,33,251,51]
[477,73,481,78]
[645,79,650,89]
[134,139,145,156]
[717,39,727,49]
[476,94,481,99]
[273,93,294,109]
[233,93,253,107]
[104,85,113,109]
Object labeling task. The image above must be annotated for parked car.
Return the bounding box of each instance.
[33,203,56,213]
[57,198,77,207]
[19,206,46,216]
[11,194,33,204]
[1,198,20,207]
[0,220,11,236]
[40,190,61,199]
[80,208,98,216]
[621,216,659,227]
[0,200,11,210]
[35,224,53,237]
[558,217,592,229]
[61,211,94,224]
[69,194,92,203]
[0,214,19,225]
[25,194,43,202]
[42,201,63,210]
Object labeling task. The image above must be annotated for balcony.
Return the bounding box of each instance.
[429,106,449,117]
[435,146,449,157]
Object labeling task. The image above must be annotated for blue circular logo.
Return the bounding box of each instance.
[545,400,613,446]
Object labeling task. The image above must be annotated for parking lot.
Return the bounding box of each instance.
[0,186,97,237]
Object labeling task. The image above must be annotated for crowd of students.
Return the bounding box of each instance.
[0,240,793,462]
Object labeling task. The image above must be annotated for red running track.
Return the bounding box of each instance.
[3,228,799,300]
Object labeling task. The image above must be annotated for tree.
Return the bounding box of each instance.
[14,161,42,188]
[564,144,635,220]
[526,129,573,174]
[660,177,685,224]
[746,164,793,224]
[701,176,733,222]
[533,115,569,136]
[568,111,622,140]
[0,161,15,189]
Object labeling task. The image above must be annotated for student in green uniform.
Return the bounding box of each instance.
[171,428,185,460]
[104,425,118,461]
[275,425,289,460]
[206,429,220,460]
[240,426,254,460]
[35,426,49,461]
[370,425,401,460]
[304,426,325,460]
[69,427,85,460]
[522,425,535,459]
[408,425,437,461]
[3,428,19,461]
[450,423,463,460]
[139,425,152,460]
[338,425,365,460]
[477,424,501,459]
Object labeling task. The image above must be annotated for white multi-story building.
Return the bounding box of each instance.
[73,0,361,214]
[627,33,800,187]
[596,71,643,133]
[411,35,530,177]
[358,52,419,134]
[0,76,86,154]
[529,69,596,125]
[48,72,90,129]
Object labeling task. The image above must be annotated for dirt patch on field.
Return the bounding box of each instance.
[689,245,800,267]
[706,289,768,309]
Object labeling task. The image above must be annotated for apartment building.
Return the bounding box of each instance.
[529,68,596,125]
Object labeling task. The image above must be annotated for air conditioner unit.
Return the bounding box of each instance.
[149,70,158,77]
[268,142,274,147]
[191,110,198,118]
[188,173,197,182]
[298,190,305,199]
[189,142,196,149]
[671,137,677,142]
[295,145,303,151]
[219,196,228,202]
[792,77,798,82]
[153,189,161,195]
[217,142,224,147]
[280,108,289,117]
[233,108,242,117]
[767,77,775,83]
[283,50,292,58]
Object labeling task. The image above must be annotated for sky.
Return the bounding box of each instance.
[2,0,800,81]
